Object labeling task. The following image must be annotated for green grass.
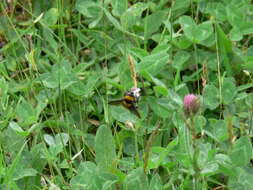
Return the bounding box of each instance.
[0,0,253,189]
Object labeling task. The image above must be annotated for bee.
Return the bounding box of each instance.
[109,87,141,118]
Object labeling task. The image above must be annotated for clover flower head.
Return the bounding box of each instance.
[183,94,200,117]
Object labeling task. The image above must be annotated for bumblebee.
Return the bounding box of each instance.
[109,87,141,118]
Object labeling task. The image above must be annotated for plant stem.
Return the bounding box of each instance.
[185,117,201,190]
[143,123,161,173]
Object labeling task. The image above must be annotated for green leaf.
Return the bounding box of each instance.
[123,168,148,190]
[40,60,78,89]
[148,174,163,190]
[70,29,94,46]
[208,119,228,142]
[82,73,101,98]
[137,45,170,76]
[201,162,219,176]
[9,122,29,136]
[30,143,47,172]
[179,16,213,43]
[3,141,29,185]
[171,0,191,19]
[42,28,58,52]
[13,168,37,180]
[70,162,118,190]
[172,35,192,49]
[0,127,26,158]
[229,28,240,41]
[111,0,128,16]
[44,134,55,146]
[178,16,197,31]
[221,78,237,104]
[45,144,64,159]
[240,22,253,35]
[147,97,170,118]
[123,137,136,156]
[70,162,96,190]
[70,162,97,190]
[16,97,37,126]
[75,0,103,28]
[120,3,147,29]
[150,137,178,169]
[243,56,253,72]
[192,116,205,134]
[229,136,252,166]
[237,83,253,92]
[228,167,253,190]
[42,8,59,26]
[199,2,227,21]
[68,77,96,97]
[104,7,124,31]
[44,133,69,147]
[226,4,244,29]
[194,21,213,42]
[55,133,69,146]
[198,143,219,175]
[216,24,233,75]
[31,0,53,16]
[129,47,149,59]
[110,105,138,122]
[0,77,8,110]
[95,125,116,171]
[144,11,166,38]
[167,90,182,109]
[154,86,169,96]
[173,50,191,70]
[35,93,48,118]
[203,84,220,110]
[118,157,135,172]
[75,0,102,18]
[214,154,234,176]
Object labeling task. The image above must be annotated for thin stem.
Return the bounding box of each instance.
[214,23,223,118]
[143,122,161,173]
[134,129,139,164]
[249,107,253,135]
[185,117,201,190]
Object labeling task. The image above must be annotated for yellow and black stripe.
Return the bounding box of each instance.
[109,91,141,118]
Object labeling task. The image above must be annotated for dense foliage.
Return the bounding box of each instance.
[0,0,253,189]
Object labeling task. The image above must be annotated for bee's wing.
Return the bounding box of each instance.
[109,99,141,119]
[109,99,124,105]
